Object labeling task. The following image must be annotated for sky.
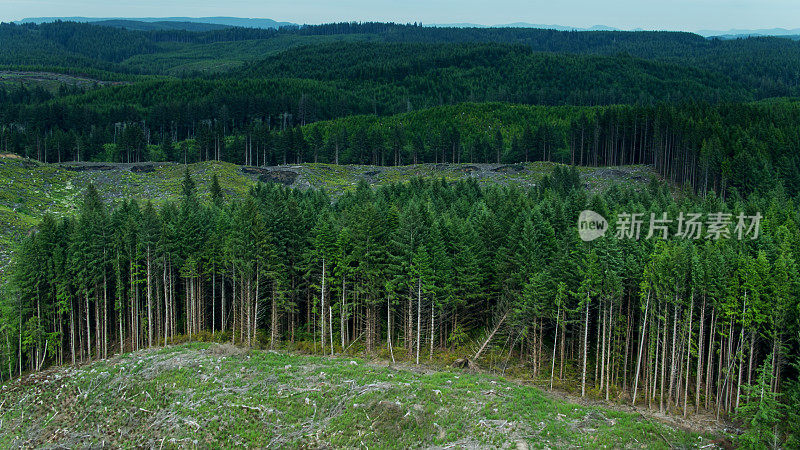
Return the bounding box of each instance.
[2,0,799,32]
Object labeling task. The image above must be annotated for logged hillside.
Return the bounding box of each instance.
[0,342,719,448]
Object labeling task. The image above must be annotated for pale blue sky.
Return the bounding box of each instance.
[1,0,798,32]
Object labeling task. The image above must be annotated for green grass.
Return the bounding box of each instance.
[0,343,714,448]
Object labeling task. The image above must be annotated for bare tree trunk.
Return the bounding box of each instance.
[231,265,236,345]
[735,294,747,410]
[119,282,124,355]
[70,304,75,365]
[320,259,325,355]
[429,298,435,360]
[600,303,607,393]
[660,302,667,413]
[86,293,91,361]
[416,278,422,365]
[222,267,227,332]
[254,269,260,347]
[147,246,153,348]
[696,296,706,413]
[341,277,346,350]
[582,293,590,398]
[747,331,755,387]
[163,261,169,344]
[387,293,395,363]
[668,301,678,409]
[632,291,649,406]
[705,308,716,410]
[270,281,278,349]
[683,294,693,417]
[551,301,560,391]
[212,267,216,334]
[103,269,108,358]
[606,298,614,401]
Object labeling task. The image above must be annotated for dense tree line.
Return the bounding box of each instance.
[2,167,799,445]
[4,100,799,198]
[287,23,800,99]
[298,101,800,197]
[247,42,749,107]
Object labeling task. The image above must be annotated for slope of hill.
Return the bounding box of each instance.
[0,342,720,448]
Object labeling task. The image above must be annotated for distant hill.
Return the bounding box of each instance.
[423,22,800,37]
[426,22,623,31]
[90,19,231,32]
[696,27,800,38]
[17,16,296,29]
[16,18,800,38]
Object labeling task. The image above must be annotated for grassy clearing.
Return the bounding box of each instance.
[0,343,714,448]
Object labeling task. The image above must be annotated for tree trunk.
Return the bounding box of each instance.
[416,277,422,365]
[600,303,607,393]
[683,294,693,417]
[147,246,153,348]
[551,302,560,391]
[341,277,346,350]
[606,298,614,401]
[582,293,590,398]
[668,301,678,409]
[387,293,395,363]
[695,296,706,413]
[321,258,325,355]
[430,298,435,360]
[632,290,648,406]
[85,293,91,361]
[103,269,108,358]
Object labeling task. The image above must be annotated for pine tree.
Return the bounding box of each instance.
[210,173,223,204]
[736,356,781,448]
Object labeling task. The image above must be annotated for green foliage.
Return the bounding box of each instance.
[735,356,781,448]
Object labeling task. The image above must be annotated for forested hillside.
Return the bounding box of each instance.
[4,167,800,446]
[2,21,800,199]
[2,17,800,446]
[4,99,798,197]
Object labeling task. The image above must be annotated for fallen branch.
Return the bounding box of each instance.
[345,333,364,352]
[473,310,509,361]
[232,403,265,412]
